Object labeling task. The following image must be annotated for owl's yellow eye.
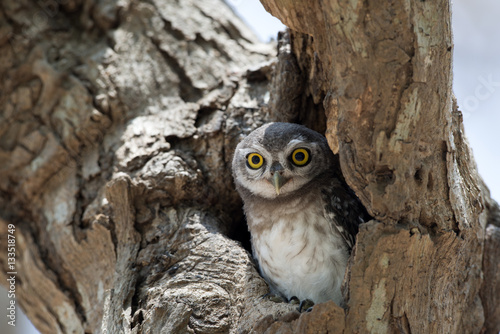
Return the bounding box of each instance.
[247,153,264,169]
[291,148,310,166]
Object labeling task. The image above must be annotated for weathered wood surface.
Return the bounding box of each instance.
[0,1,299,333]
[260,0,499,333]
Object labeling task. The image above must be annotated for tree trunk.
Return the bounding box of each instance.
[0,1,498,334]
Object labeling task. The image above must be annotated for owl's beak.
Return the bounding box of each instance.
[269,172,288,195]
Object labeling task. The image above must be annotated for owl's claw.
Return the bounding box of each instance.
[298,299,314,313]
[264,295,313,311]
[261,293,286,303]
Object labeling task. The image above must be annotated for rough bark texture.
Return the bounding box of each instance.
[481,193,500,334]
[0,0,498,333]
[259,0,498,333]
[0,1,299,333]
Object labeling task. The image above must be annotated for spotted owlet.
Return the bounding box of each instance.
[232,122,368,307]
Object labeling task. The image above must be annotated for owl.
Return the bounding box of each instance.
[232,122,368,308]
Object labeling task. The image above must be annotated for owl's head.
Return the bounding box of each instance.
[232,122,334,199]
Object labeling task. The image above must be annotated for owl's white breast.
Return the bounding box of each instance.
[247,195,349,305]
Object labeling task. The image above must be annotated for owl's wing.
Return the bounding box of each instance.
[321,177,369,250]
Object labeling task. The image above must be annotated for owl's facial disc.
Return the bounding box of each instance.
[232,123,336,201]
[233,136,326,199]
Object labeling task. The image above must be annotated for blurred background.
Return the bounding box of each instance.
[3,0,498,332]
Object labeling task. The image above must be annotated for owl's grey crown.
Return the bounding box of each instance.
[242,122,331,155]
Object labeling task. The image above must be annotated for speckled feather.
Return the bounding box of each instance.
[232,122,369,306]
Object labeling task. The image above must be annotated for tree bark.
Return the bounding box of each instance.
[260,0,499,333]
[0,0,498,334]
